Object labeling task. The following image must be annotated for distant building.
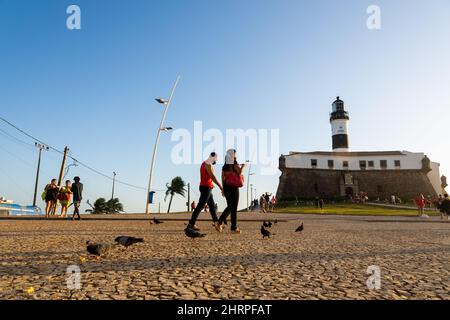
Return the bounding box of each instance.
[0,197,42,216]
[276,97,447,201]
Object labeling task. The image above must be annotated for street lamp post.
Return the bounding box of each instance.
[250,183,253,211]
[246,160,255,212]
[145,75,180,214]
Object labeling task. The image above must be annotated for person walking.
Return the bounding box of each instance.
[319,198,324,210]
[259,194,266,213]
[44,179,59,218]
[58,180,72,218]
[415,193,428,218]
[439,194,450,220]
[187,152,223,231]
[217,149,245,233]
[436,194,445,220]
[190,201,196,212]
[264,193,271,213]
[71,176,83,220]
[270,195,276,212]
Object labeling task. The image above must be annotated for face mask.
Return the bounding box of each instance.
[206,153,218,165]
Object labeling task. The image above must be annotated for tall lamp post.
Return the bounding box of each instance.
[145,75,180,214]
[246,160,255,212]
[250,183,254,211]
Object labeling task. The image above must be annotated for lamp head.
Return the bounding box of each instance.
[155,98,168,104]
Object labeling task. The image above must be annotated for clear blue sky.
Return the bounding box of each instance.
[1,0,449,213]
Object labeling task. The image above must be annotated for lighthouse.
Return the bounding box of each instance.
[330,96,350,152]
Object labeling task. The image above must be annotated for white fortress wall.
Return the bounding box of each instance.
[285,151,426,171]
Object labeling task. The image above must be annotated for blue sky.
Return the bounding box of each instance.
[1,0,449,213]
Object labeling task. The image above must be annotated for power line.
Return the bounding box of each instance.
[0,126,36,150]
[0,116,61,153]
[0,115,148,191]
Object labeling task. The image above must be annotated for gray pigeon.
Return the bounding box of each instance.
[185,227,206,238]
[295,223,304,232]
[86,241,111,257]
[153,218,163,224]
[263,221,271,228]
[114,236,144,248]
[261,225,272,239]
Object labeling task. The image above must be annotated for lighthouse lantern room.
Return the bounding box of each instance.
[330,96,350,152]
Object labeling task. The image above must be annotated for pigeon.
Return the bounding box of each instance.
[153,218,163,224]
[185,227,206,238]
[114,236,144,248]
[260,226,273,239]
[86,241,111,257]
[263,221,271,228]
[295,223,304,232]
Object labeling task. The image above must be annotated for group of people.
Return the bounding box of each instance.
[417,193,450,220]
[187,149,245,234]
[43,176,83,220]
[258,193,276,213]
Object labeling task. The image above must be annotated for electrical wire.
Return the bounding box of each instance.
[0,115,149,191]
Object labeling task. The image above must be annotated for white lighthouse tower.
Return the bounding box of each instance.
[330,96,350,152]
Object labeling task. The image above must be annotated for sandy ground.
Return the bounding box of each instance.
[0,212,449,300]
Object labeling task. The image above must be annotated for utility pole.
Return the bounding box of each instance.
[52,146,69,215]
[33,143,48,207]
[57,146,69,187]
[111,172,116,199]
[187,183,190,212]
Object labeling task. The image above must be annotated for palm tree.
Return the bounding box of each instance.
[93,197,124,214]
[165,176,186,213]
[93,198,108,214]
[106,198,124,214]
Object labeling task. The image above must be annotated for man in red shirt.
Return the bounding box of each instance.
[187,152,223,231]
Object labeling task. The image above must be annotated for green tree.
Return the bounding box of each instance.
[165,176,186,213]
[92,197,124,214]
[92,198,108,214]
[106,198,124,214]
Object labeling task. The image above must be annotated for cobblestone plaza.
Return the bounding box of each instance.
[0,213,449,300]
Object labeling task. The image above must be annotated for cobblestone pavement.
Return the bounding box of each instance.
[0,213,449,300]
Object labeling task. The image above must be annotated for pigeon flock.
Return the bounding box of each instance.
[86,219,305,258]
[86,236,145,259]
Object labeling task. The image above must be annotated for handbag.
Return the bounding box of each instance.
[226,171,244,188]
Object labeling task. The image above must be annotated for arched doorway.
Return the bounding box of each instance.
[345,187,354,197]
